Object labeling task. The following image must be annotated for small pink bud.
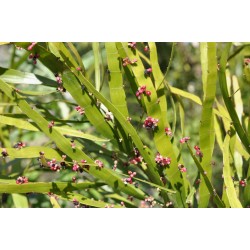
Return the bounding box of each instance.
[240,180,246,187]
[48,121,55,128]
[144,46,149,52]
[179,136,190,144]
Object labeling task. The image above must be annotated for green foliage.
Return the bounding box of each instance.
[0,42,249,208]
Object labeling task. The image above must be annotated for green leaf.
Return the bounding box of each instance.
[57,192,121,208]
[0,67,56,86]
[105,42,131,152]
[105,193,136,208]
[105,42,129,118]
[12,193,29,208]
[0,146,62,160]
[222,134,242,208]
[50,196,61,208]
[0,115,109,142]
[169,86,202,105]
[66,42,86,75]
[0,180,104,193]
[92,42,101,91]
[219,43,250,154]
[148,42,169,128]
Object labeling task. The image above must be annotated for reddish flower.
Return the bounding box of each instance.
[240,180,247,187]
[244,58,250,66]
[130,59,137,64]
[48,121,55,128]
[1,148,8,158]
[57,86,66,92]
[129,156,143,165]
[104,111,113,121]
[179,136,190,144]
[72,161,80,172]
[144,68,152,76]
[29,53,40,64]
[144,196,156,208]
[145,90,151,96]
[16,176,28,184]
[144,45,149,52]
[123,171,137,184]
[165,127,172,136]
[14,141,26,149]
[128,42,137,49]
[73,198,80,208]
[155,152,171,166]
[95,159,104,169]
[27,42,37,51]
[143,116,159,130]
[75,106,85,115]
[178,164,187,173]
[194,145,203,158]
[47,159,61,171]
[122,57,137,66]
[70,140,76,149]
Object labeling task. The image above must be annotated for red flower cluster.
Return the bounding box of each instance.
[136,85,151,99]
[55,73,62,84]
[165,127,172,136]
[129,147,143,165]
[155,152,171,166]
[47,159,61,171]
[1,148,8,158]
[29,53,40,64]
[75,106,85,115]
[143,116,159,130]
[16,176,28,184]
[128,42,136,49]
[73,198,80,208]
[180,136,190,144]
[240,179,247,187]
[123,171,137,184]
[95,159,104,169]
[104,111,113,121]
[122,57,137,66]
[144,67,152,76]
[14,141,26,149]
[72,160,80,172]
[27,42,37,51]
[178,163,187,173]
[144,196,156,208]
[244,58,250,66]
[194,145,203,158]
[144,45,149,52]
[70,140,76,149]
[48,120,55,128]
[54,73,66,92]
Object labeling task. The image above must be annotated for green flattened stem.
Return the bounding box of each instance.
[198,42,217,208]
